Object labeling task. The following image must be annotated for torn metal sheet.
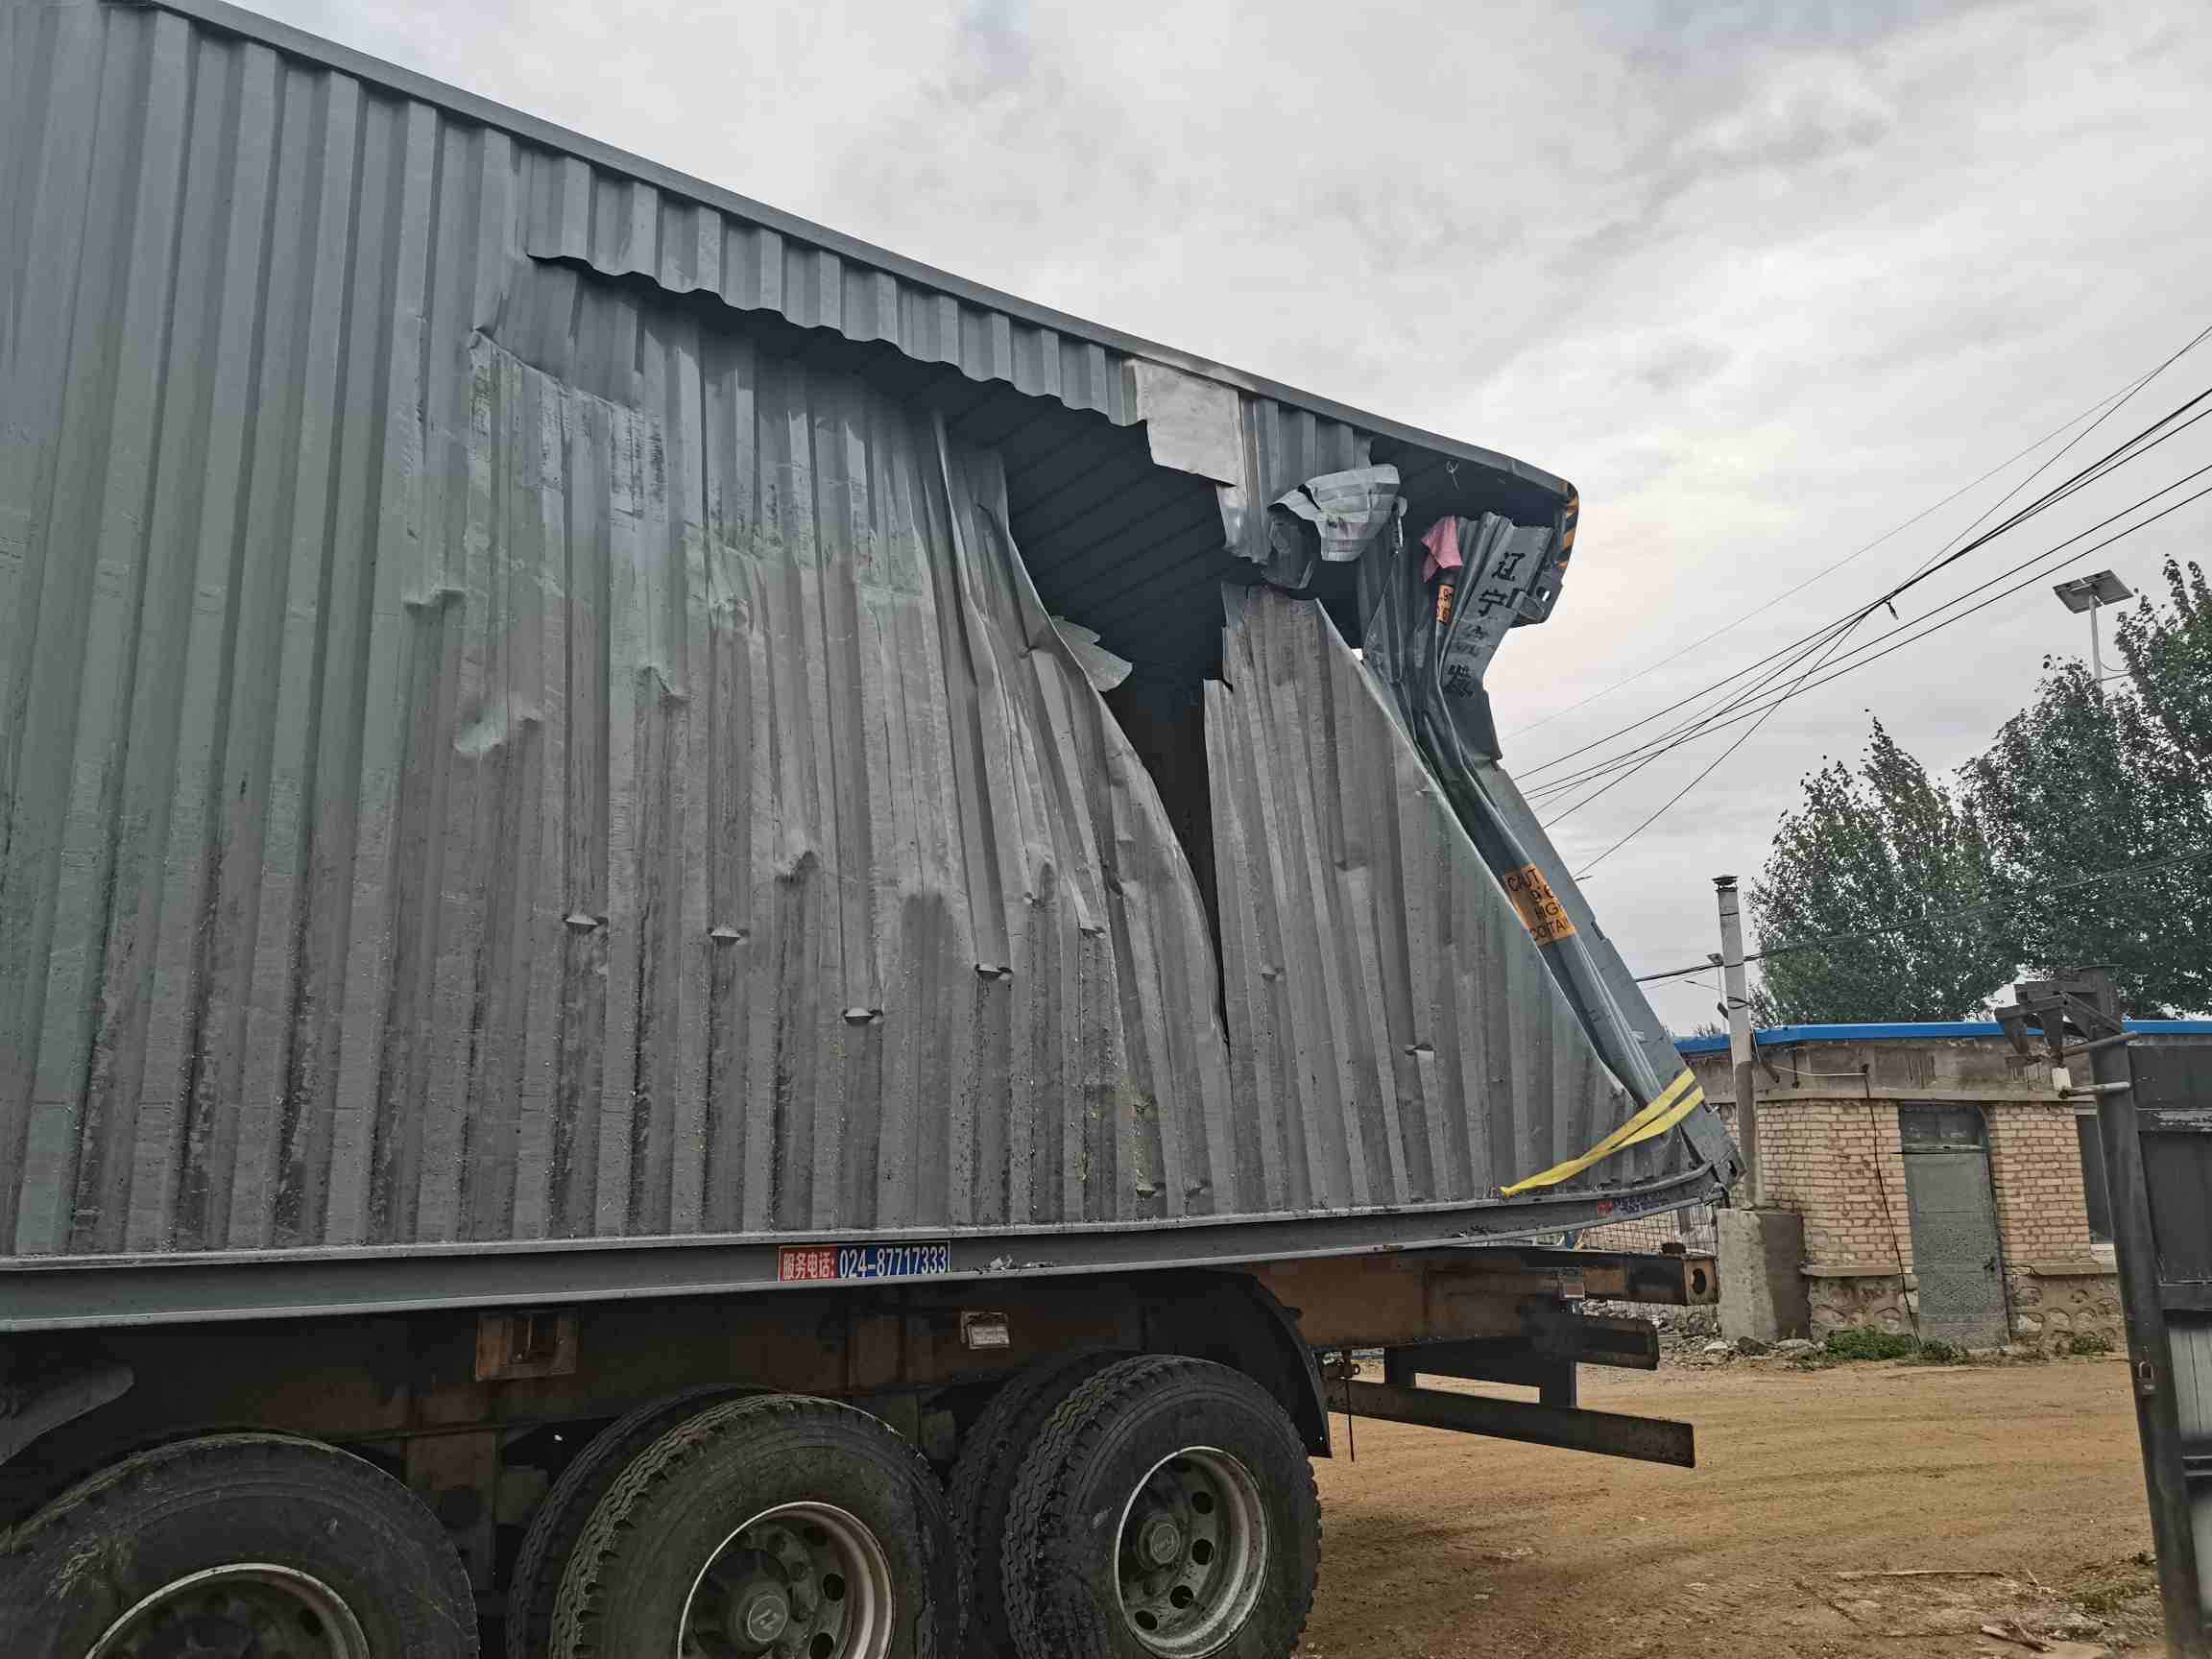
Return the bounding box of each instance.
[1349,509,1737,1177]
[1275,466,1406,562]
[1218,397,1373,580]
[1131,360,1245,487]
[1359,511,1558,766]
[0,107,1237,1254]
[1205,588,1707,1210]
[1050,618,1135,692]
[0,0,1728,1290]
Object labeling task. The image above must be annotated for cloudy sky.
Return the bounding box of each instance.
[265,0,2212,1031]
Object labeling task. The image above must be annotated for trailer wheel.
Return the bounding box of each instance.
[549,1394,955,1659]
[1002,1357,1318,1659]
[505,1385,751,1659]
[0,1431,475,1658]
[948,1350,1123,1656]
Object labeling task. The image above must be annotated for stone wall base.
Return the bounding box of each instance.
[2007,1266,2123,1351]
[1807,1274,1912,1338]
[1805,1267,2123,1353]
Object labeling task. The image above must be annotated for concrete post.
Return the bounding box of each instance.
[1719,1209,1810,1342]
[1715,875,1759,1206]
[1713,877,1804,1340]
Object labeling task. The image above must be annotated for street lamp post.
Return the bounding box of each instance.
[2052,568,2134,684]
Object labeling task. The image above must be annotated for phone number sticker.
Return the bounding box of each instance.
[778,1241,953,1283]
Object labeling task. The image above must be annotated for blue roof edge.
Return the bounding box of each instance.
[1674,1019,2212,1055]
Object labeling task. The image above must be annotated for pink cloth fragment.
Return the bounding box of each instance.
[1421,516,1464,582]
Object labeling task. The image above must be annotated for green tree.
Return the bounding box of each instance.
[1962,560,2212,1017]
[1751,720,2015,1022]
[2117,557,2212,760]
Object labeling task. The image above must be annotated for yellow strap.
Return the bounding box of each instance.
[1500,1068,1706,1195]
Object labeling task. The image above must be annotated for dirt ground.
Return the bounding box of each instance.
[1302,1355,2160,1659]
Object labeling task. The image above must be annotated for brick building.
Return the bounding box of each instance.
[1582,1021,2212,1350]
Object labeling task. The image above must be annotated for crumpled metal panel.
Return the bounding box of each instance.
[1,0,1724,1277]
[0,0,1237,1257]
[1205,589,1696,1209]
[1356,501,1721,1121]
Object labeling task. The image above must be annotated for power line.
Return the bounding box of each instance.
[1503,404,2118,737]
[1539,478,2212,831]
[1505,331,2209,743]
[1571,614,1869,876]
[1527,388,2212,800]
[1631,845,2212,985]
[1543,469,2212,803]
[1532,467,2212,805]
[1529,463,2212,805]
[1538,591,1874,821]
[1893,319,2212,587]
[1517,382,2212,790]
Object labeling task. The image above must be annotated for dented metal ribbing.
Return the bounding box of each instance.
[0,168,1236,1253]
[0,0,1238,1258]
[1204,590,1701,1212]
[0,0,1729,1287]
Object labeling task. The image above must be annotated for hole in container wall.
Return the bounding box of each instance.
[1104,673,1219,950]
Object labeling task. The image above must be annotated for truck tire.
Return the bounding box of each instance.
[505,1384,750,1659]
[0,1431,476,1658]
[1002,1356,1319,1659]
[948,1350,1123,1657]
[549,1394,956,1659]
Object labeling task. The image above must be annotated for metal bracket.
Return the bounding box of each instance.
[1342,1379,1694,1467]
[1997,974,2127,1060]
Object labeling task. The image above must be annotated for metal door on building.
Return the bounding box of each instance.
[1899,1104,2009,1349]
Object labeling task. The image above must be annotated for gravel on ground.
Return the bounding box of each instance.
[1301,1355,2155,1659]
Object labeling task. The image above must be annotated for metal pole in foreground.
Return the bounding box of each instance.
[2007,967,2207,1655]
[2092,595,2104,685]
[2079,969,2210,1656]
[1715,876,1759,1206]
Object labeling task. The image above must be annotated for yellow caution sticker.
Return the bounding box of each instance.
[1503,863,1577,945]
[1501,1069,1707,1195]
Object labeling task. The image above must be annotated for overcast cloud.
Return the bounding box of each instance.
[266,0,2212,1031]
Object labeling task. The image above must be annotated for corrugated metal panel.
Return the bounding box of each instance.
[1204,589,1695,1210]
[0,0,1238,1258]
[525,161,1136,427]
[118,0,1573,513]
[9,0,1569,710]
[1,0,1722,1273]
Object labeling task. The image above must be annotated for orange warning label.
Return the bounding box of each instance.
[1503,863,1577,945]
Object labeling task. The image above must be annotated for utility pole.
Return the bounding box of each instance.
[1715,875,1759,1206]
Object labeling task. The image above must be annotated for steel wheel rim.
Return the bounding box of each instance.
[1113,1446,1269,1657]
[679,1500,895,1659]
[85,1562,373,1659]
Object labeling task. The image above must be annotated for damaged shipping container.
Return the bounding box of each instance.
[0,0,1735,1322]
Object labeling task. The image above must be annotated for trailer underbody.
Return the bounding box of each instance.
[1,1243,1714,1655]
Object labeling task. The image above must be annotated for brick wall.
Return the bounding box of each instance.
[1714,1092,2117,1347]
[1984,1102,2099,1263]
[1710,1095,2103,1274]
[1718,1099,1913,1269]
